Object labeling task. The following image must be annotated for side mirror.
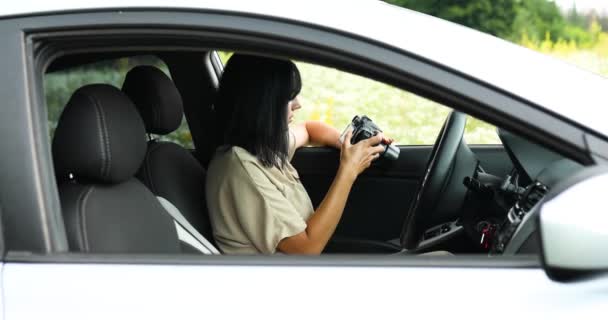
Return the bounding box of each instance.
[539,166,608,282]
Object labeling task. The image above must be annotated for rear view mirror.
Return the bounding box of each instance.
[539,166,608,282]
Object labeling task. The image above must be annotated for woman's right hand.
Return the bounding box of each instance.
[339,130,386,180]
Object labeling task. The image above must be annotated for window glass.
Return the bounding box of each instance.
[216,51,500,145]
[45,55,194,148]
[295,61,449,145]
[464,117,501,145]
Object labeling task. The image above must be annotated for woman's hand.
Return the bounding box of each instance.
[278,130,386,254]
[382,136,395,145]
[339,130,386,180]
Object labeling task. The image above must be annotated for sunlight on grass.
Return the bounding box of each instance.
[294,61,502,145]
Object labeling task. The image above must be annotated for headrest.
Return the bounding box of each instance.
[52,84,147,184]
[122,66,184,135]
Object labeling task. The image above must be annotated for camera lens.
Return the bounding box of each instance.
[383,144,400,160]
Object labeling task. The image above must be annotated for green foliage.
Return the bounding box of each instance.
[385,0,519,38]
[385,0,602,47]
[512,0,594,46]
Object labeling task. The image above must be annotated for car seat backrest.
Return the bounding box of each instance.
[122,66,216,247]
[52,84,181,253]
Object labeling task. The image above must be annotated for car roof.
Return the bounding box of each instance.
[3,0,607,136]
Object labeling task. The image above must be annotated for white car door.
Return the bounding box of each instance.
[3,260,608,320]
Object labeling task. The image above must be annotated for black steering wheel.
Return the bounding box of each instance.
[400,111,477,250]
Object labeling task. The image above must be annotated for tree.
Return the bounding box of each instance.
[566,4,587,29]
[385,0,519,38]
[385,0,597,46]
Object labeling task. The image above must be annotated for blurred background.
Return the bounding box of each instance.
[386,0,608,76]
[45,1,608,148]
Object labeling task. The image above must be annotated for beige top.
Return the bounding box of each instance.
[206,132,314,254]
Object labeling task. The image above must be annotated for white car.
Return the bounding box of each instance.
[1,1,607,319]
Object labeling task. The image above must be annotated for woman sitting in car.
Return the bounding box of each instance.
[206,54,391,254]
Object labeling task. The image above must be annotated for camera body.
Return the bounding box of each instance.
[340,115,400,161]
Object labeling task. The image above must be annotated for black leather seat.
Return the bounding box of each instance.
[53,84,181,253]
[122,65,215,246]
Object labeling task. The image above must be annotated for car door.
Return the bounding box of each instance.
[6,255,608,320]
[2,6,607,319]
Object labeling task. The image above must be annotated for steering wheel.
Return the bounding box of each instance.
[400,111,477,250]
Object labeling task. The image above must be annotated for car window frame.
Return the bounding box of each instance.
[4,9,595,264]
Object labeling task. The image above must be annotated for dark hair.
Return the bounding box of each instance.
[215,54,301,168]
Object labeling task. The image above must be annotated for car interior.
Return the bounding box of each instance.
[45,50,586,257]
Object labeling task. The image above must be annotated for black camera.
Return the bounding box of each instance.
[340,115,400,161]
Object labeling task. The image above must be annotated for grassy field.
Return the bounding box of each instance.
[293,61,496,145]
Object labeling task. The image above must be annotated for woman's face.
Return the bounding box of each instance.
[287,97,302,124]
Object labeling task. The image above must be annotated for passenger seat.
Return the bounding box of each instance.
[53,84,182,253]
[122,65,218,253]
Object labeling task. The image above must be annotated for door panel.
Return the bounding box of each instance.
[292,146,432,241]
[292,145,512,242]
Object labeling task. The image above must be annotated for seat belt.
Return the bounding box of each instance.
[157,196,220,255]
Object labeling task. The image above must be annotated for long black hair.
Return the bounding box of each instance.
[215,54,301,168]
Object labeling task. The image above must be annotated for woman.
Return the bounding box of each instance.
[206,54,390,254]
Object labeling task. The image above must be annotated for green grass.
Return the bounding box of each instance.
[293,61,499,145]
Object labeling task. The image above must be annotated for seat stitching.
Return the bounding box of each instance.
[97,95,112,179]
[82,93,108,178]
[77,186,94,252]
[89,92,111,179]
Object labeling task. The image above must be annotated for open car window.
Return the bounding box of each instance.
[216,51,501,145]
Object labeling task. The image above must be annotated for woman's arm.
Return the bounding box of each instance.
[292,120,394,150]
[292,121,341,149]
[277,131,385,254]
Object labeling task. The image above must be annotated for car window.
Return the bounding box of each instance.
[216,51,500,145]
[45,55,194,148]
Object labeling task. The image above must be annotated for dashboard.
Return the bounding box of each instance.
[490,130,583,254]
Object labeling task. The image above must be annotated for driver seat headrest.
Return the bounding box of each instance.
[122,65,184,135]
